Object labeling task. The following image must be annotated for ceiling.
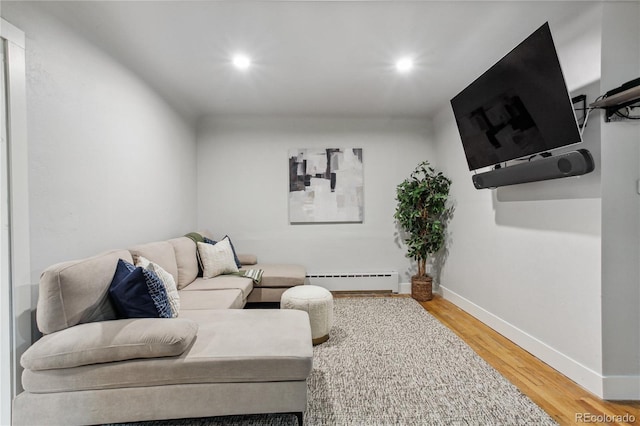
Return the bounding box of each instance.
[24,1,603,121]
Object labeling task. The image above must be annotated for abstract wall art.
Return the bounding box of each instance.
[289,148,364,223]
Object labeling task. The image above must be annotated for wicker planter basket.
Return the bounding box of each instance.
[411,275,433,302]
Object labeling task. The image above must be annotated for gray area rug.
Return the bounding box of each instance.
[115,297,557,425]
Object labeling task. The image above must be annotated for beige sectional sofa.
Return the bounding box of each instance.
[12,235,313,425]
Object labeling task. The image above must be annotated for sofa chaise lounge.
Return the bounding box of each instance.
[12,234,313,425]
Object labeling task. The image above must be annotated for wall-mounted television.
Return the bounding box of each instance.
[450,22,582,171]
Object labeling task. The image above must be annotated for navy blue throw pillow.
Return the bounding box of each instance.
[109,259,173,319]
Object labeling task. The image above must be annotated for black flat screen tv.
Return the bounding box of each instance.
[450,22,582,171]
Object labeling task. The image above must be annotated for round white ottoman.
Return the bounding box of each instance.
[281,285,333,345]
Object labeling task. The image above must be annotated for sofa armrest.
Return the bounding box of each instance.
[21,318,198,371]
[238,254,258,266]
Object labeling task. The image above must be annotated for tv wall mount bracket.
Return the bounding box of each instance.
[590,77,640,122]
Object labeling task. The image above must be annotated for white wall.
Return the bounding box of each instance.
[600,2,640,399]
[0,3,198,285]
[432,101,603,395]
[197,116,435,282]
[430,13,605,394]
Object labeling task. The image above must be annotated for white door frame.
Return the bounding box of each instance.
[1,18,30,425]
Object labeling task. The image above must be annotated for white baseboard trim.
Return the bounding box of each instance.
[602,375,640,400]
[398,282,411,294]
[440,285,606,398]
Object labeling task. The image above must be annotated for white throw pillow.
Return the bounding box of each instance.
[135,255,180,318]
[197,239,239,279]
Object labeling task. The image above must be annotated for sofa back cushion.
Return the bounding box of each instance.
[167,237,199,289]
[37,249,133,335]
[128,241,179,285]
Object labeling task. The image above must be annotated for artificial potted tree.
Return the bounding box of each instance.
[394,161,451,301]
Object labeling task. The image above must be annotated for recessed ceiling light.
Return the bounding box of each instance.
[395,57,414,73]
[232,54,251,70]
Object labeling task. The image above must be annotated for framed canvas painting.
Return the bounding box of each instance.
[289,148,363,223]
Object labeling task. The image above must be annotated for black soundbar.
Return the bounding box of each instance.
[472,149,595,189]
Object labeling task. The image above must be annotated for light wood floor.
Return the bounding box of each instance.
[420,295,640,425]
[334,292,639,425]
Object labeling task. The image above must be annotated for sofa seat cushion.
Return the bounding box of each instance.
[37,250,134,335]
[21,318,198,371]
[22,310,313,393]
[252,264,306,288]
[179,289,244,310]
[181,276,253,300]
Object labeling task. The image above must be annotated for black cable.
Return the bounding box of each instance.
[615,110,640,120]
[613,103,640,119]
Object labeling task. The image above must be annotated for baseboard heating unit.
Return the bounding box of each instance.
[306,271,399,292]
